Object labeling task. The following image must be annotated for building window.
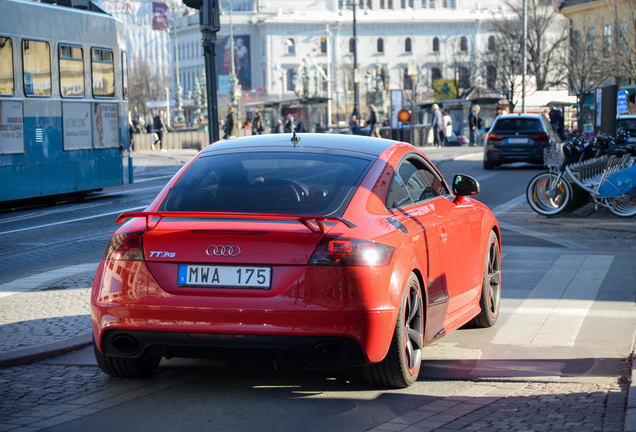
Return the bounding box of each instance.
[487,65,496,89]
[59,45,84,97]
[349,37,356,54]
[286,68,296,92]
[367,0,372,8]
[460,36,468,52]
[387,0,393,8]
[320,36,327,54]
[0,37,14,96]
[429,0,435,8]
[620,22,627,54]
[458,66,470,88]
[122,52,128,100]
[91,48,115,97]
[488,36,495,51]
[405,37,412,53]
[286,38,295,54]
[403,67,413,90]
[377,38,384,54]
[380,0,385,8]
[587,27,596,55]
[401,0,406,7]
[432,37,439,53]
[23,39,51,97]
[431,67,441,85]
[603,25,612,58]
[421,0,426,7]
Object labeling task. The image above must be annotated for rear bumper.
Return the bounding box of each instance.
[484,148,545,165]
[100,329,368,367]
[91,260,399,364]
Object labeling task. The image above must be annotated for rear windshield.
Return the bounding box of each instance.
[492,118,544,133]
[160,152,371,215]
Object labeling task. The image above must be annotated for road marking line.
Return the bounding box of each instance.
[492,254,612,347]
[0,206,146,236]
[0,263,99,298]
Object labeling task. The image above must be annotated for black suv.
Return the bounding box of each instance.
[483,113,560,170]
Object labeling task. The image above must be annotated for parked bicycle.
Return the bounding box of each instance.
[526,131,636,217]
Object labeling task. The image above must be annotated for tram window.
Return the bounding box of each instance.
[59,45,84,97]
[23,40,51,97]
[91,48,115,98]
[122,51,128,100]
[0,37,14,95]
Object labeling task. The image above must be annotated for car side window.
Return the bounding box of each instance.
[386,171,414,209]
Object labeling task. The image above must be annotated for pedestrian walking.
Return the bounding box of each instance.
[368,104,380,137]
[469,105,482,146]
[431,104,444,147]
[251,112,265,135]
[349,114,361,135]
[153,110,166,152]
[224,106,237,139]
[442,111,452,147]
[284,114,296,133]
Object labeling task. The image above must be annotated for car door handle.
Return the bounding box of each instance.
[439,230,448,244]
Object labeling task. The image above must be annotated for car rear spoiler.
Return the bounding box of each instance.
[116,211,356,234]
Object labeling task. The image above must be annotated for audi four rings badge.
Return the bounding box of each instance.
[206,245,241,257]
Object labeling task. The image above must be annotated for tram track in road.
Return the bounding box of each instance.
[0,231,113,260]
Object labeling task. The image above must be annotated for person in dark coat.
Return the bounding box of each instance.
[431,104,444,147]
[224,106,237,139]
[368,104,380,137]
[469,105,482,146]
[284,114,296,133]
[153,110,166,151]
[251,112,264,135]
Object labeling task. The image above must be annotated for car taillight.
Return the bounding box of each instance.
[103,232,144,261]
[309,236,395,266]
[530,133,550,142]
[487,134,504,142]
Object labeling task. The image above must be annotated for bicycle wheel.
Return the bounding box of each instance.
[607,197,636,217]
[526,172,573,216]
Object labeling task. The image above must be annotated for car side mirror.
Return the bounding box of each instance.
[452,174,480,196]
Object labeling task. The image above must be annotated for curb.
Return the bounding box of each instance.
[0,333,92,369]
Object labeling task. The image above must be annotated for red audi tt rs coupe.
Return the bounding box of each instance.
[92,133,501,388]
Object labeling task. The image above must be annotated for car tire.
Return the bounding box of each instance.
[93,340,160,378]
[470,231,501,328]
[364,273,423,388]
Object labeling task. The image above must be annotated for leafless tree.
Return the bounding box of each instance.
[617,1,636,86]
[482,31,524,111]
[568,17,611,133]
[128,56,170,125]
[491,0,569,91]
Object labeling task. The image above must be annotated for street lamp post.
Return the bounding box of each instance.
[226,0,239,112]
[352,1,360,118]
[170,18,185,125]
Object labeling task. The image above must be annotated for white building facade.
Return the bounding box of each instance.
[172,0,513,123]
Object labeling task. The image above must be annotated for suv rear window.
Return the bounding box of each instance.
[492,118,544,133]
[160,152,371,215]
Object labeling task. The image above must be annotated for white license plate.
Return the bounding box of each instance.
[508,138,528,144]
[178,264,271,289]
[628,137,636,143]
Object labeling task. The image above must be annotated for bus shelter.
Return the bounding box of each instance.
[245,97,330,133]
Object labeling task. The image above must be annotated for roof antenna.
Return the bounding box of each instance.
[291,129,301,147]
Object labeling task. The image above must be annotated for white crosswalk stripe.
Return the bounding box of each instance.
[492,254,613,347]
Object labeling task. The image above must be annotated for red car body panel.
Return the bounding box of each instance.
[91,135,499,368]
